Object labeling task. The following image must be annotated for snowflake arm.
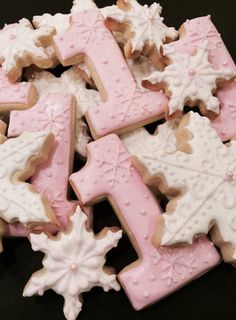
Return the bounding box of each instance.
[0,131,55,224]
[71,0,97,13]
[145,42,235,116]
[23,206,122,320]
[102,0,178,53]
[0,19,54,81]
[33,13,70,34]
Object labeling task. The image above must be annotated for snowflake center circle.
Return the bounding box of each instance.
[69,263,79,272]
[224,171,234,182]
[188,69,196,76]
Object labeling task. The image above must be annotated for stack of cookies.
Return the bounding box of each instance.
[0,0,236,319]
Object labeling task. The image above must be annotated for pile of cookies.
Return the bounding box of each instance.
[1,0,236,319]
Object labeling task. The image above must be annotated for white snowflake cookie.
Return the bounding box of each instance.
[102,0,178,58]
[144,42,235,118]
[23,206,122,320]
[0,19,54,82]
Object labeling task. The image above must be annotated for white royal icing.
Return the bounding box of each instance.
[127,111,236,261]
[102,0,178,52]
[0,131,54,224]
[0,19,53,80]
[145,42,235,116]
[23,206,122,320]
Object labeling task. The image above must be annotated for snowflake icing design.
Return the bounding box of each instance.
[157,248,197,286]
[23,206,122,320]
[114,87,152,124]
[135,112,236,260]
[0,19,53,81]
[188,22,222,52]
[145,42,235,115]
[95,141,133,188]
[74,12,109,44]
[102,0,178,52]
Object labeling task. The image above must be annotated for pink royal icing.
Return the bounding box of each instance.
[166,16,236,141]
[53,8,167,139]
[0,67,36,111]
[70,134,220,310]
[8,93,78,235]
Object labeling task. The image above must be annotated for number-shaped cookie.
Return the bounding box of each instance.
[8,93,78,233]
[53,8,167,139]
[70,134,220,310]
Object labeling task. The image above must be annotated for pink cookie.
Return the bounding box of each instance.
[70,134,220,310]
[0,67,37,112]
[164,16,236,141]
[53,8,168,139]
[8,93,78,235]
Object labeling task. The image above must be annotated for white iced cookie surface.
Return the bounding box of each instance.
[0,131,54,224]
[102,0,178,52]
[33,13,70,34]
[71,0,97,13]
[23,206,122,320]
[0,19,54,81]
[146,42,235,116]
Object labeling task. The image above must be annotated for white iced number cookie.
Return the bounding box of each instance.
[0,19,54,82]
[135,112,236,266]
[144,42,235,118]
[23,206,122,320]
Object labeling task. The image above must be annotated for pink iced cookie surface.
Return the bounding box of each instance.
[70,134,220,310]
[53,8,167,139]
[0,67,36,111]
[8,93,78,234]
[166,16,236,141]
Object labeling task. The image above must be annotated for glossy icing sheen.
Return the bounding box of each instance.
[23,206,122,320]
[0,68,36,111]
[70,134,220,310]
[146,42,235,115]
[53,8,167,139]
[0,131,54,224]
[141,112,236,262]
[167,16,236,141]
[0,19,53,81]
[8,94,77,233]
[28,67,101,156]
[102,0,178,52]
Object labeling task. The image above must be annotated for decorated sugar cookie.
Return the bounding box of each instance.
[0,19,54,82]
[0,67,37,112]
[70,134,220,310]
[23,206,122,320]
[0,131,55,225]
[8,93,78,231]
[71,0,97,13]
[27,67,101,156]
[54,8,167,139]
[144,42,235,118]
[164,15,236,141]
[102,0,178,59]
[127,111,236,265]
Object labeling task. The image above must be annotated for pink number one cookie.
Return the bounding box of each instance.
[53,8,167,139]
[166,16,236,141]
[0,67,37,111]
[70,134,220,310]
[8,93,78,234]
